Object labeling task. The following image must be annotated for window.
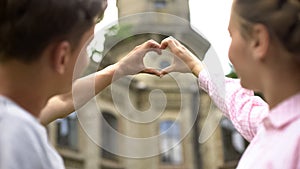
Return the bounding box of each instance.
[56,112,78,150]
[159,120,183,165]
[101,112,118,161]
[154,0,167,9]
[159,60,171,69]
[221,118,247,163]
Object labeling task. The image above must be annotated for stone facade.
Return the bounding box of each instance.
[47,0,247,169]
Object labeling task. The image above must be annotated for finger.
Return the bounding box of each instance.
[160,37,171,49]
[143,40,162,55]
[160,66,174,76]
[160,36,175,49]
[141,68,162,77]
[144,39,161,49]
[161,36,180,49]
[160,40,168,49]
[161,38,178,52]
[168,36,181,46]
[147,48,162,55]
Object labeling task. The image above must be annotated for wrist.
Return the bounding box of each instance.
[190,61,203,77]
[104,63,126,81]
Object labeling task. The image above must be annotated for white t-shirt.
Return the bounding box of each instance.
[0,96,65,169]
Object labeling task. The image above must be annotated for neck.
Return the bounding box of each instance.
[0,60,51,118]
[262,64,300,110]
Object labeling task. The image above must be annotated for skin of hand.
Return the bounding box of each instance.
[160,37,204,77]
[39,40,162,126]
[113,39,162,79]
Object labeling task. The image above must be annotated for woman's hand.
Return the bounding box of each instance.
[160,37,204,77]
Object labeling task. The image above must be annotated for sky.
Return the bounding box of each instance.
[95,0,233,74]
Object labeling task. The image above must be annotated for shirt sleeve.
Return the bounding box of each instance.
[198,70,269,141]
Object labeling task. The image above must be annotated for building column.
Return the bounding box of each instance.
[77,99,101,169]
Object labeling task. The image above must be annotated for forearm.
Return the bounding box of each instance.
[198,70,269,141]
[72,64,116,110]
[40,64,117,126]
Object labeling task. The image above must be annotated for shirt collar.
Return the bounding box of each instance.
[263,92,300,129]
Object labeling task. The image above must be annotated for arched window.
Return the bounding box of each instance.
[159,120,183,165]
[100,112,118,161]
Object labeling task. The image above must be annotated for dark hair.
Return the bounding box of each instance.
[0,0,106,63]
[234,0,300,54]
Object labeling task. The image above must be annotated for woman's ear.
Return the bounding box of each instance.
[250,24,270,61]
[52,41,71,74]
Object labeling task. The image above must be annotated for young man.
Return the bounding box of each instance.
[0,0,161,168]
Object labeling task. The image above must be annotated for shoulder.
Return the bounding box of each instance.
[0,110,47,168]
[0,109,45,140]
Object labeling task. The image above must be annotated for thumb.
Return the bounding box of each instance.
[141,68,162,77]
[160,66,174,76]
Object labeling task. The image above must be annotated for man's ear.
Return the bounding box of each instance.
[250,24,270,61]
[52,41,71,74]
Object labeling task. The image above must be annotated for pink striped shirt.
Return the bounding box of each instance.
[199,70,300,169]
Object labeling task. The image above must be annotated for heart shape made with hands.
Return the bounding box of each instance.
[143,49,173,71]
[142,48,192,77]
[116,38,193,77]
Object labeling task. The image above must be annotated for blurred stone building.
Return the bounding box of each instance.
[47,0,247,169]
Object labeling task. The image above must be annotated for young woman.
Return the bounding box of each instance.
[160,0,300,168]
